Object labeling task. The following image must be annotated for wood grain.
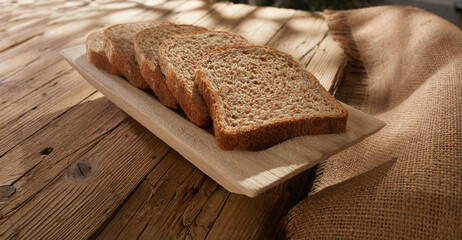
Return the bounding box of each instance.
[0,68,96,158]
[0,117,171,239]
[0,94,127,217]
[265,10,328,62]
[307,34,347,93]
[0,1,381,239]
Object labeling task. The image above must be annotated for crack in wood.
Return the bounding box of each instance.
[190,3,226,26]
[77,162,90,177]
[264,11,296,46]
[94,147,174,239]
[109,181,155,239]
[203,192,231,240]
[302,31,329,66]
[69,160,92,179]
[210,5,258,31]
[180,177,209,227]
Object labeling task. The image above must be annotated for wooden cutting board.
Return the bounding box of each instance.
[61,43,384,197]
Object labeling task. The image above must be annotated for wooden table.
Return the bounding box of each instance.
[0,1,344,239]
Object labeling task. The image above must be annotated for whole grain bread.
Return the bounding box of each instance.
[195,45,348,150]
[85,30,121,75]
[134,24,207,109]
[104,21,172,89]
[158,31,251,127]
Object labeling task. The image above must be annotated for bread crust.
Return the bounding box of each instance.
[158,31,249,127]
[159,51,211,126]
[133,25,208,109]
[135,43,179,108]
[158,31,213,127]
[103,21,171,89]
[85,32,121,75]
[195,45,348,150]
[104,34,149,89]
[86,46,122,75]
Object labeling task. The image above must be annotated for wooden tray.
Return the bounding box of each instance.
[61,45,385,197]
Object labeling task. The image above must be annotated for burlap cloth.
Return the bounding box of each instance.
[281,6,462,239]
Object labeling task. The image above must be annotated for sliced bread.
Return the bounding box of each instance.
[134,24,207,109]
[158,31,251,127]
[104,21,172,89]
[195,46,348,150]
[85,30,121,75]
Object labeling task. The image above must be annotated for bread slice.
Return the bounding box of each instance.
[104,21,172,89]
[195,46,348,150]
[158,31,251,127]
[134,24,207,109]
[85,30,121,75]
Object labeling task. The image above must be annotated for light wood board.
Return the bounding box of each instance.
[61,45,385,197]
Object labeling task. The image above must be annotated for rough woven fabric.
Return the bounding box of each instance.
[282,6,462,239]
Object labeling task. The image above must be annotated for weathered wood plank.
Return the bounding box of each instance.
[266,11,328,64]
[0,68,96,157]
[120,152,205,239]
[232,6,296,45]
[0,0,186,180]
[0,0,176,79]
[0,1,216,239]
[98,156,312,239]
[177,180,228,239]
[161,0,224,25]
[97,152,230,240]
[0,94,127,217]
[204,170,313,240]
[195,3,258,31]
[306,33,347,93]
[0,59,70,110]
[137,167,217,239]
[0,118,171,239]
[0,18,50,52]
[96,157,180,240]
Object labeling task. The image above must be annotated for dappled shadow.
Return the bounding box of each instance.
[2,0,331,81]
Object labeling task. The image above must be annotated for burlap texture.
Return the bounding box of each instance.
[282,6,462,239]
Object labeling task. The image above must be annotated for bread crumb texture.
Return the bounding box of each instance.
[135,25,207,71]
[106,21,171,66]
[159,31,250,96]
[196,46,348,149]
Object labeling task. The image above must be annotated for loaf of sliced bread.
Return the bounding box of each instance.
[134,24,207,109]
[158,31,251,127]
[195,46,348,150]
[85,30,121,75]
[104,21,172,89]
